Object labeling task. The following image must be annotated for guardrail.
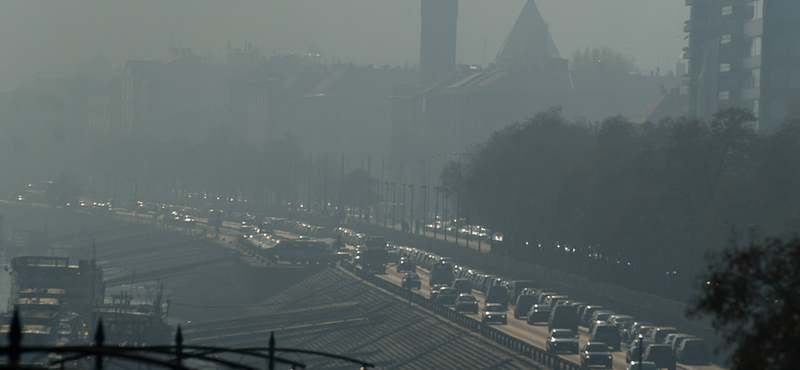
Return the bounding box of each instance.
[343,261,579,370]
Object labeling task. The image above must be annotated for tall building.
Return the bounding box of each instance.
[419,0,458,81]
[685,0,800,133]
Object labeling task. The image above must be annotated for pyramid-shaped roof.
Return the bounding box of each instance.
[496,0,561,69]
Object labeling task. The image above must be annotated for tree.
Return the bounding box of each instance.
[688,237,800,369]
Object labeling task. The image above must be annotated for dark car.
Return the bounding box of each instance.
[627,338,655,363]
[626,361,658,370]
[581,305,605,327]
[581,342,613,369]
[436,287,458,305]
[548,304,579,333]
[514,294,538,319]
[546,328,579,354]
[676,338,709,365]
[590,324,622,351]
[454,294,479,314]
[452,278,472,294]
[429,284,447,300]
[482,303,507,325]
[396,257,416,273]
[527,304,552,324]
[401,273,421,289]
[644,344,676,370]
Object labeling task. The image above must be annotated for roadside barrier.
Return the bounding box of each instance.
[343,261,579,370]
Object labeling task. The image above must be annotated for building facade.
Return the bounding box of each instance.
[685,0,800,132]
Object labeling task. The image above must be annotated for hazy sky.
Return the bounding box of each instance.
[0,0,687,91]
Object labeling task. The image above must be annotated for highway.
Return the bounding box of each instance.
[113,206,724,370]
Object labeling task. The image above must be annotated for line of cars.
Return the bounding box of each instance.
[380,240,712,370]
[272,223,713,370]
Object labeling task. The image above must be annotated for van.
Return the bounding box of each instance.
[548,304,579,333]
[514,294,538,319]
[486,285,510,310]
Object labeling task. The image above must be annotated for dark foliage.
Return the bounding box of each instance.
[442,108,800,299]
[688,237,800,370]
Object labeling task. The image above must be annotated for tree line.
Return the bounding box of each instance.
[442,107,800,297]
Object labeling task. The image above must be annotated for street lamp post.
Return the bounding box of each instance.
[384,182,389,227]
[401,183,406,230]
[443,187,448,242]
[409,185,414,233]
[434,186,440,239]
[421,185,428,236]
[391,183,396,230]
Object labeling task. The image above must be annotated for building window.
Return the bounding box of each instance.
[720,63,731,72]
[722,5,733,16]
[750,37,762,56]
[750,68,761,88]
[719,91,730,101]
[749,0,763,19]
[721,34,732,44]
[753,100,759,117]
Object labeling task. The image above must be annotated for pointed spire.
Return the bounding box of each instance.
[496,0,561,69]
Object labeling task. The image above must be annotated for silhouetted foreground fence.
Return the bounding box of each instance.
[0,310,373,370]
[345,261,579,370]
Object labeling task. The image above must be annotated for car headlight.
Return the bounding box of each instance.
[501,314,506,318]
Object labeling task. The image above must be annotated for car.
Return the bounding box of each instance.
[626,337,655,363]
[527,304,552,324]
[581,342,613,369]
[664,333,693,351]
[590,324,621,351]
[401,273,421,289]
[454,294,479,314]
[429,284,447,300]
[435,287,458,305]
[581,305,605,327]
[396,257,416,273]
[452,278,472,294]
[514,294,538,319]
[626,361,658,370]
[671,335,696,353]
[547,328,579,354]
[590,310,615,332]
[624,320,653,343]
[482,303,507,325]
[676,338,709,365]
[643,344,676,370]
[650,327,678,344]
